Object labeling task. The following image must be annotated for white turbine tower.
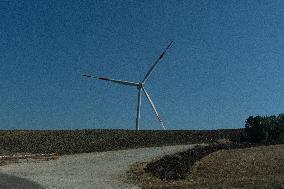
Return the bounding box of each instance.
[83,41,173,130]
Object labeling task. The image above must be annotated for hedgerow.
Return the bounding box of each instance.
[244,114,284,144]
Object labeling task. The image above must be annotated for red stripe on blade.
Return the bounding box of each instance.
[99,77,109,81]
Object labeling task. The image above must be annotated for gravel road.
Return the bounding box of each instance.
[0,144,195,189]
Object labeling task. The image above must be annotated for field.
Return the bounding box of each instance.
[1,129,283,188]
[126,144,284,189]
[0,129,242,155]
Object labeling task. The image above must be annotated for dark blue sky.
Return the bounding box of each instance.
[1,0,283,130]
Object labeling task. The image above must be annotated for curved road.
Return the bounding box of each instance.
[0,144,195,189]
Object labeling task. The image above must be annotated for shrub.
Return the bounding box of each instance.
[245,114,284,144]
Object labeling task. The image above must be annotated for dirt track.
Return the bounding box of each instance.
[0,144,194,189]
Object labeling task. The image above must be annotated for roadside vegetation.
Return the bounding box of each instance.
[127,113,284,188]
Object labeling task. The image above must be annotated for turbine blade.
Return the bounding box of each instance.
[142,87,166,130]
[103,78,139,87]
[82,74,97,78]
[142,41,173,83]
[83,74,139,87]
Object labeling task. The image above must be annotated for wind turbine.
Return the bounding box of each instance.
[83,41,173,130]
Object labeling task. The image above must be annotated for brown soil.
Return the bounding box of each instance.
[0,129,242,155]
[126,144,284,189]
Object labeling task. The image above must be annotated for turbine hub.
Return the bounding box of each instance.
[137,83,143,89]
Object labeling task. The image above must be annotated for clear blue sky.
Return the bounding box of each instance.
[1,0,283,130]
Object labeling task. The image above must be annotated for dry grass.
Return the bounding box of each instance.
[214,138,233,145]
[189,144,284,188]
[124,161,186,188]
[126,144,284,189]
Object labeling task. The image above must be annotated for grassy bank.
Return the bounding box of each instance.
[0,129,242,155]
[145,142,256,180]
[126,144,284,189]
